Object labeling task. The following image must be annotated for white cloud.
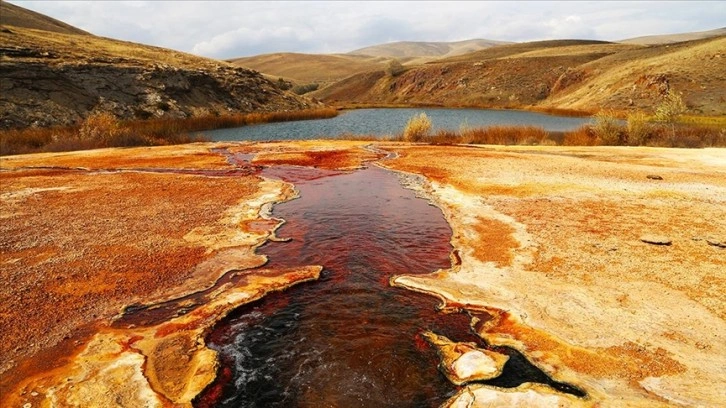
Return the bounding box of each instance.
[7,1,726,58]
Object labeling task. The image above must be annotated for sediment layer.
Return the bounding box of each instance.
[2,141,724,406]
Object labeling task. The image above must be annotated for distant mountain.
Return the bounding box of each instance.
[619,27,726,45]
[348,39,511,59]
[0,0,90,35]
[0,2,315,129]
[229,52,390,85]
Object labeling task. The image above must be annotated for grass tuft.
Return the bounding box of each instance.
[0,108,339,156]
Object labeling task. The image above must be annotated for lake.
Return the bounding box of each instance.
[203,108,591,141]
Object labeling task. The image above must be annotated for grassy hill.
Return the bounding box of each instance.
[619,27,726,45]
[314,37,726,116]
[348,39,510,59]
[0,0,90,35]
[0,3,315,130]
[229,52,390,85]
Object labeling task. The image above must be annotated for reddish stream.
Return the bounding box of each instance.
[189,162,583,407]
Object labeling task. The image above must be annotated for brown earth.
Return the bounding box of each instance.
[1,141,725,407]
[0,0,90,36]
[0,16,316,130]
[229,52,391,86]
[314,37,726,116]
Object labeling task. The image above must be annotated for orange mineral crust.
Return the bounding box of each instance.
[0,144,296,398]
[2,141,725,407]
[384,143,725,406]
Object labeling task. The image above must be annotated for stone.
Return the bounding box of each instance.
[646,175,663,180]
[423,331,509,385]
[706,238,725,248]
[640,235,672,245]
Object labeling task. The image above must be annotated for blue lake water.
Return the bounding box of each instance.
[203,108,591,141]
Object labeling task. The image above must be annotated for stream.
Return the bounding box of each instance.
[192,160,584,407]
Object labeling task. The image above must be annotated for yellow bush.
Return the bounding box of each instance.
[403,113,432,142]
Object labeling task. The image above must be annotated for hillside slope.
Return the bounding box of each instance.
[620,27,726,45]
[229,52,390,85]
[0,0,89,35]
[314,37,726,115]
[0,6,315,130]
[348,39,510,59]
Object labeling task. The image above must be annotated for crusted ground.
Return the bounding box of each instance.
[1,141,724,407]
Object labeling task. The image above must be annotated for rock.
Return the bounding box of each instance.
[444,383,584,408]
[423,331,509,385]
[706,238,725,248]
[640,235,672,245]
[646,175,663,180]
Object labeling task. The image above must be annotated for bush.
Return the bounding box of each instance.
[291,83,319,95]
[386,59,405,76]
[592,110,625,145]
[562,125,598,146]
[626,111,651,146]
[403,113,432,142]
[78,112,121,143]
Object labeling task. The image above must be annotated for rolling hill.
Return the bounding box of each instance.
[0,2,315,130]
[0,0,89,35]
[620,27,726,45]
[313,37,726,116]
[348,39,511,59]
[229,52,390,85]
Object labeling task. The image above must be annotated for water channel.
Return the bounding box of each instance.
[191,160,584,407]
[204,108,591,141]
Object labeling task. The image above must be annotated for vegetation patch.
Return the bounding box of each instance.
[0,108,339,155]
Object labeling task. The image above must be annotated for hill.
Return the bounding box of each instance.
[348,39,510,59]
[314,37,726,116]
[620,27,726,45]
[0,0,90,35]
[0,4,315,130]
[229,52,390,85]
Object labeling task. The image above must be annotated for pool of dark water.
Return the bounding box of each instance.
[203,108,591,141]
[193,164,583,407]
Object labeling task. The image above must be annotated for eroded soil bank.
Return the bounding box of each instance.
[1,141,725,407]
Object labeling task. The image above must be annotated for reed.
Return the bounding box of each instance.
[0,108,339,156]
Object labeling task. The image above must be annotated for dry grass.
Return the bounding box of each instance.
[563,123,725,148]
[402,113,432,142]
[0,108,339,156]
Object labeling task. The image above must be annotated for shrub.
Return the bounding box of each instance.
[562,125,598,146]
[291,83,319,95]
[78,112,121,144]
[655,89,686,142]
[386,59,405,76]
[626,111,651,146]
[402,113,432,142]
[592,110,625,145]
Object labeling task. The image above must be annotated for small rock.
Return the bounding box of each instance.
[423,331,509,385]
[646,175,663,180]
[706,238,725,248]
[640,235,672,246]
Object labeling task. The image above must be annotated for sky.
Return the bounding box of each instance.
[8,1,726,59]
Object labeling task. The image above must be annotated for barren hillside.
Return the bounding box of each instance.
[0,4,315,130]
[314,37,726,115]
[0,0,89,35]
[348,39,510,59]
[620,26,726,45]
[229,52,390,85]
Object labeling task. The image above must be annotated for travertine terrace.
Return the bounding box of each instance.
[1,141,724,407]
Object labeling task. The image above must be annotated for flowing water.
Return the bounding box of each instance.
[203,108,591,141]
[194,163,584,407]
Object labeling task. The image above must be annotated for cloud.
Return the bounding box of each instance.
[7,1,726,59]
